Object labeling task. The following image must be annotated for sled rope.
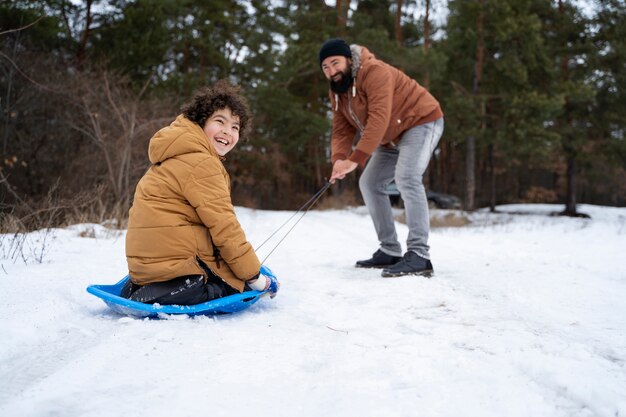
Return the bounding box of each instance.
[256,181,332,263]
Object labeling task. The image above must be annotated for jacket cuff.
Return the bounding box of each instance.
[349,150,369,167]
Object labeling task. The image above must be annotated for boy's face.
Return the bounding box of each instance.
[203,108,240,156]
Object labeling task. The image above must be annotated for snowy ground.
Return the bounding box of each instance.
[1,204,625,417]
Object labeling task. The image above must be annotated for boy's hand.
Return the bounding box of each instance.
[248,265,280,298]
[265,274,280,298]
[261,264,280,298]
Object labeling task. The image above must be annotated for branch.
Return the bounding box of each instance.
[0,170,35,216]
[136,74,153,102]
[0,51,62,94]
[0,16,44,36]
[67,121,105,147]
[103,72,128,132]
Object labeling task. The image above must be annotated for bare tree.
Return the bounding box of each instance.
[1,16,45,155]
[67,70,170,221]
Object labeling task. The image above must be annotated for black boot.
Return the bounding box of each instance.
[356,249,402,269]
[381,251,433,277]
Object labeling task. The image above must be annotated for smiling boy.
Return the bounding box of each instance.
[124,81,278,305]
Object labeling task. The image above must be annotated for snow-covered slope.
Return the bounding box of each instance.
[1,204,625,417]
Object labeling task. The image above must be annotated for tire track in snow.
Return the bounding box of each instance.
[0,319,103,406]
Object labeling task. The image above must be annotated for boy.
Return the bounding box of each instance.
[123,81,278,305]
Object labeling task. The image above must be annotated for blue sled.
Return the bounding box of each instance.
[87,265,276,318]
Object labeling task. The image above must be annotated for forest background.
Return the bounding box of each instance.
[1,0,625,233]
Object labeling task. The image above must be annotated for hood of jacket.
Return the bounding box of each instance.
[329,45,373,110]
[349,44,364,78]
[148,115,219,164]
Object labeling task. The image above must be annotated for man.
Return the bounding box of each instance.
[319,38,444,277]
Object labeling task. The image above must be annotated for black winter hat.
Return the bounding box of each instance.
[319,38,352,66]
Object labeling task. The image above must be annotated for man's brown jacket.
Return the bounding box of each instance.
[329,45,443,166]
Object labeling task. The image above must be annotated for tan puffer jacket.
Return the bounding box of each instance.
[125,115,260,292]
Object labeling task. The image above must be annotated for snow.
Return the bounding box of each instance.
[1,203,625,417]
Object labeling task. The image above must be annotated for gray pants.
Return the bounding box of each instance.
[359,118,444,259]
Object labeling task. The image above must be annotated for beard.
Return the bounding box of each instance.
[329,68,353,94]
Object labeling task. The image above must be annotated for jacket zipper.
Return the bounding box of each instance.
[347,93,365,135]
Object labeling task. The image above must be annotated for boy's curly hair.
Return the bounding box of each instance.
[181,80,252,138]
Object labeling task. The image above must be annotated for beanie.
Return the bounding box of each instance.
[319,38,352,66]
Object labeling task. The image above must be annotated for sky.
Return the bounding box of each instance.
[322,0,599,26]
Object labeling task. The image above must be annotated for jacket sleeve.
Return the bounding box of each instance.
[330,93,357,164]
[183,157,260,281]
[349,64,394,166]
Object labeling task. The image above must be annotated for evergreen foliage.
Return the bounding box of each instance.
[1,0,624,228]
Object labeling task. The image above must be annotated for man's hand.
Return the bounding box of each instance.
[330,159,358,183]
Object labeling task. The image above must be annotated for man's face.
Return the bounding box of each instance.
[202,108,240,156]
[321,55,351,82]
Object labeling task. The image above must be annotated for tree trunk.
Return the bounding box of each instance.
[422,0,431,89]
[337,0,349,35]
[565,152,577,214]
[466,0,484,211]
[310,73,324,189]
[440,142,448,193]
[488,143,496,212]
[2,31,19,155]
[558,0,578,216]
[423,0,434,189]
[466,137,476,210]
[76,0,93,69]
[395,0,404,46]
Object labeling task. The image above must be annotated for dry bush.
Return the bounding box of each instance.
[429,211,471,228]
[65,70,174,217]
[316,188,362,210]
[0,181,63,264]
[393,210,471,228]
[522,186,558,203]
[1,44,174,234]
[0,179,127,265]
[78,227,96,238]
